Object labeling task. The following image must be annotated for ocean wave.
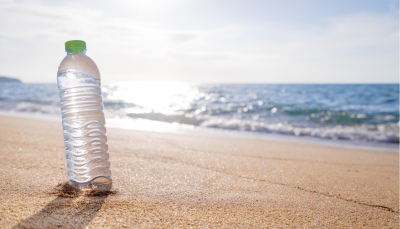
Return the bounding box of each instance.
[200,117,399,144]
[121,109,399,144]
[127,112,202,125]
[12,102,61,114]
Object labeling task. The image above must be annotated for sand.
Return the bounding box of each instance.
[0,115,398,228]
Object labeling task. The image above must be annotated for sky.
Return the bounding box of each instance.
[0,0,398,83]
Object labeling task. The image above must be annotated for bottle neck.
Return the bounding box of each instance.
[66,48,87,55]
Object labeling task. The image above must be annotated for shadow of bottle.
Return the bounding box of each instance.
[13,182,113,229]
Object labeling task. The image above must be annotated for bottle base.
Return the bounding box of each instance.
[68,177,112,191]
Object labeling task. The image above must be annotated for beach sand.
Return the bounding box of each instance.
[0,116,398,228]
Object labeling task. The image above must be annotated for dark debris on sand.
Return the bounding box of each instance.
[47,183,116,198]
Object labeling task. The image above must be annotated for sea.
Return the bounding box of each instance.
[0,82,398,152]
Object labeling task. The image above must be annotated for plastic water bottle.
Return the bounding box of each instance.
[57,40,112,191]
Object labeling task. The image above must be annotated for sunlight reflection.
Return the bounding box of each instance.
[104,81,200,132]
[106,81,196,114]
[107,117,193,133]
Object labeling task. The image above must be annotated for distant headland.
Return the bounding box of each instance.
[0,76,22,83]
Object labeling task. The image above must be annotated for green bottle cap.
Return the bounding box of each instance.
[65,40,86,53]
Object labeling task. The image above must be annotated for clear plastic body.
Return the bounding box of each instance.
[57,50,112,191]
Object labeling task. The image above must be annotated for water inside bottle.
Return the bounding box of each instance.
[57,69,112,191]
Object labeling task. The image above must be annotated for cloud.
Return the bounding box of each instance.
[0,0,398,83]
[168,51,231,61]
[169,33,199,43]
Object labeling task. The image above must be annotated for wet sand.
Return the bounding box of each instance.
[0,116,398,228]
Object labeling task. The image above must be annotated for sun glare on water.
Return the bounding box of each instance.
[104,81,199,132]
[106,81,195,112]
